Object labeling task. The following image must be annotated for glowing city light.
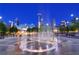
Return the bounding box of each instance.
[66,21,69,24]
[9,20,12,23]
[0,16,2,19]
[46,23,49,26]
[70,14,74,17]
[76,17,79,20]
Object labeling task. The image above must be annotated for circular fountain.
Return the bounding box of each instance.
[19,32,58,53]
[19,13,59,54]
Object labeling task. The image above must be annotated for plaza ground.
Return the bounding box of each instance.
[0,34,79,55]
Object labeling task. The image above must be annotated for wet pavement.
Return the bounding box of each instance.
[0,36,79,55]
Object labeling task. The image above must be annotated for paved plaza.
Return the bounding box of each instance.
[0,35,79,55]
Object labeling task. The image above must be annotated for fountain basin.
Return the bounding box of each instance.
[20,40,57,53]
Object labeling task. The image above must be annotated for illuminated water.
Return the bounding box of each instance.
[19,32,59,54]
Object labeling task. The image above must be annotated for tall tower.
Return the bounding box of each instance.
[0,16,2,22]
[37,13,43,32]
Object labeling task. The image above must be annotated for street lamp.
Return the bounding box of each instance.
[0,16,2,19]
[46,23,49,26]
[70,14,74,17]
[66,21,69,25]
[76,17,79,21]
[66,21,69,24]
[9,20,12,23]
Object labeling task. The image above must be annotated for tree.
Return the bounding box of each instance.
[32,27,38,32]
[65,26,70,33]
[75,22,79,32]
[59,25,66,34]
[71,17,79,31]
[27,28,33,32]
[0,22,7,37]
[9,26,18,33]
[69,23,77,31]
[27,27,38,32]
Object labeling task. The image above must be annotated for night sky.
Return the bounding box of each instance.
[0,3,79,26]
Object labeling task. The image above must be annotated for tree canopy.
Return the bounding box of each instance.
[0,22,7,36]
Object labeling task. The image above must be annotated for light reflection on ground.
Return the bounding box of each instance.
[1,36,79,55]
[20,41,56,53]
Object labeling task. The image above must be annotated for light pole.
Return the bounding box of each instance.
[70,13,74,22]
[70,14,74,17]
[75,17,79,32]
[46,23,49,32]
[0,16,2,22]
[66,21,69,26]
[0,16,2,19]
[76,17,79,21]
